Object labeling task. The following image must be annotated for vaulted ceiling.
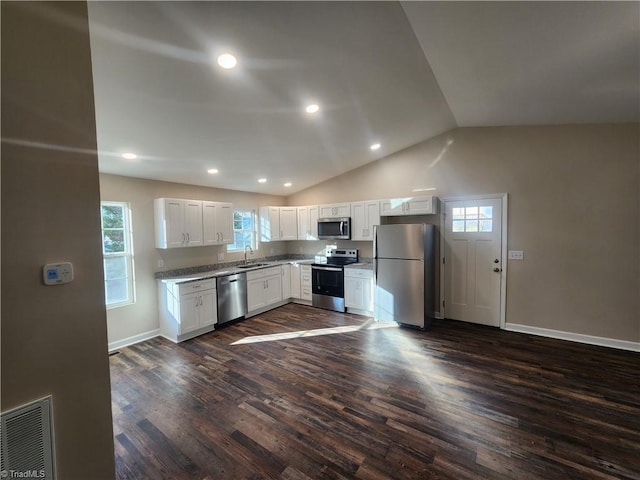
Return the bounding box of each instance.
[88,1,639,195]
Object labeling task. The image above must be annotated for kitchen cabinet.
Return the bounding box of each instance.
[290,263,301,299]
[380,195,437,216]
[203,201,233,245]
[300,265,312,301]
[154,198,204,248]
[351,200,380,241]
[259,207,280,242]
[247,266,282,312]
[281,264,291,299]
[344,268,374,314]
[279,207,298,240]
[297,205,319,240]
[318,203,351,218]
[158,278,217,342]
[259,206,298,241]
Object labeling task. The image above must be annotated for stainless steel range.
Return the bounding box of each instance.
[311,249,358,313]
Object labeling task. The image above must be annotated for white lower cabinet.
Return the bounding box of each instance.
[281,264,291,299]
[300,265,312,301]
[344,268,374,314]
[158,278,217,342]
[290,263,301,299]
[247,266,283,313]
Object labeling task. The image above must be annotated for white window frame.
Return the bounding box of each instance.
[101,201,135,309]
[227,209,258,252]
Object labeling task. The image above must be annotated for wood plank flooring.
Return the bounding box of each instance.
[110,304,640,479]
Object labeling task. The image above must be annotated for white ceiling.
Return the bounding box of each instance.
[88,1,639,196]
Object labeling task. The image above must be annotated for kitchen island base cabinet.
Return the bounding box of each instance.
[158,279,217,343]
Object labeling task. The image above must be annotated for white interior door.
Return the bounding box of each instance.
[444,198,503,326]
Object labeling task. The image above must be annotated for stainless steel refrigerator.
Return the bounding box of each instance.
[373,223,436,329]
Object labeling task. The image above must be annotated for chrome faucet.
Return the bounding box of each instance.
[244,245,253,264]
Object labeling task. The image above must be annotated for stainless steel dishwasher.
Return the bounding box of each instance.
[216,273,248,325]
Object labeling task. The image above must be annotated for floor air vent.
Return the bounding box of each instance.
[1,396,55,479]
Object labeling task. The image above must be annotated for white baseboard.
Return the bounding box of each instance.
[504,323,640,352]
[108,329,160,353]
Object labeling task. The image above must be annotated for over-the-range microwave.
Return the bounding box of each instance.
[317,217,351,240]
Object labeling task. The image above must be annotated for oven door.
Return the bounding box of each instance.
[312,265,344,298]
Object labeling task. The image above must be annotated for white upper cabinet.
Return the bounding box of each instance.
[155,197,234,249]
[203,201,233,245]
[297,205,319,240]
[259,206,298,242]
[259,207,281,242]
[351,200,380,241]
[380,195,438,216]
[155,198,204,249]
[318,202,351,218]
[279,207,298,240]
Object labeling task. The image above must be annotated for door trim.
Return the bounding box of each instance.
[439,193,509,329]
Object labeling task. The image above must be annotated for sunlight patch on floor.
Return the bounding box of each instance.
[230,319,397,345]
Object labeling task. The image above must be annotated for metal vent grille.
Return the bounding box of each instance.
[1,396,55,479]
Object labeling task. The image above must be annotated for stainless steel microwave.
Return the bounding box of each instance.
[317,217,351,240]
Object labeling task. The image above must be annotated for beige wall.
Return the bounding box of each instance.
[288,125,640,343]
[99,174,287,345]
[1,2,115,479]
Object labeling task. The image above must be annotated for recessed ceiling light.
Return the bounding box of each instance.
[122,152,137,160]
[305,104,320,114]
[207,168,219,174]
[284,182,292,187]
[258,178,267,183]
[217,53,237,69]
[370,143,381,151]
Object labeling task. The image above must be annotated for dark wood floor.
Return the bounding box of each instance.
[110,304,640,480]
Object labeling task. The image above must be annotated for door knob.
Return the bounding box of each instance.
[494,259,500,263]
[493,267,502,273]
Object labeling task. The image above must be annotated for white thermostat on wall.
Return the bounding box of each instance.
[43,262,74,285]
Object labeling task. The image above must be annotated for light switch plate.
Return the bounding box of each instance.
[508,250,524,260]
[43,262,74,285]
[217,252,225,261]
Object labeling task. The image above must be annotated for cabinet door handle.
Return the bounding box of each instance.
[195,297,199,307]
[182,233,186,243]
[186,233,190,243]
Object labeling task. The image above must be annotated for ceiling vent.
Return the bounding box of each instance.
[1,396,55,479]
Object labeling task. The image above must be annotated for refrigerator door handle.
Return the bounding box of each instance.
[373,226,378,259]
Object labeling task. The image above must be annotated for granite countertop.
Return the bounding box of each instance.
[158,256,373,283]
[157,257,316,283]
[344,262,374,270]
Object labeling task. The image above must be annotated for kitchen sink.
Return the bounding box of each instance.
[236,263,269,269]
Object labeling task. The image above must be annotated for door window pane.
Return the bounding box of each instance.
[452,208,465,220]
[452,205,493,233]
[465,206,478,219]
[479,220,493,232]
[479,206,493,219]
[452,220,465,232]
[465,220,479,232]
